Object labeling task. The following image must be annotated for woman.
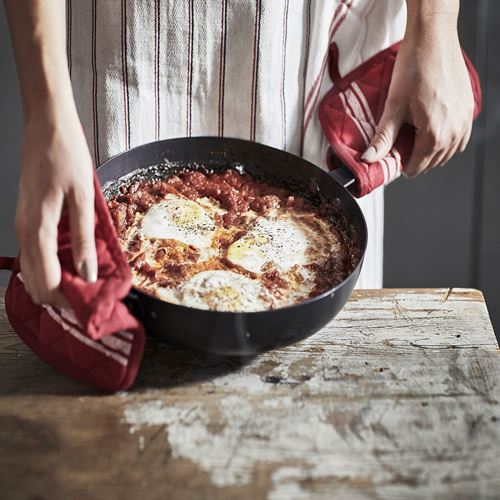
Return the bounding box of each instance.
[4,0,474,306]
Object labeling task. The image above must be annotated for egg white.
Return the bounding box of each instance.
[226,216,310,274]
[180,270,270,312]
[140,194,216,249]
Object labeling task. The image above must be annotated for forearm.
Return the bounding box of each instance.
[405,0,459,40]
[3,0,75,122]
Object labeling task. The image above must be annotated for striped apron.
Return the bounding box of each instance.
[67,0,406,288]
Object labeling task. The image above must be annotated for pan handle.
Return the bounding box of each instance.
[326,149,356,189]
[124,289,145,322]
[328,164,356,189]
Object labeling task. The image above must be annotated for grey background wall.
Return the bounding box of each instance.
[1,2,499,333]
[0,6,21,263]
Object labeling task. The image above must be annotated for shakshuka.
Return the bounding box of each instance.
[107,168,358,312]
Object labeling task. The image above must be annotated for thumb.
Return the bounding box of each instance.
[361,103,404,163]
[67,182,98,282]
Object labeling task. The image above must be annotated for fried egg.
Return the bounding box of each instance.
[226,216,311,274]
[140,194,216,248]
[180,270,270,312]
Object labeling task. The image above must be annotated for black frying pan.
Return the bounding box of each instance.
[96,137,367,355]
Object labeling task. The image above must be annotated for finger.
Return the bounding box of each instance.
[361,98,405,163]
[28,222,63,305]
[17,211,61,305]
[458,122,473,154]
[427,147,448,172]
[404,130,436,178]
[439,136,461,167]
[426,133,458,171]
[424,122,471,175]
[15,215,37,302]
[51,289,71,309]
[18,251,39,304]
[67,181,98,282]
[437,126,470,169]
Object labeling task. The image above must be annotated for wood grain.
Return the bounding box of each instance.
[0,288,499,499]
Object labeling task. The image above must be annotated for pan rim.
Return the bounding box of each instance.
[97,135,368,316]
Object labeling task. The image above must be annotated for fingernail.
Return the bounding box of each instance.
[80,258,98,283]
[361,146,377,163]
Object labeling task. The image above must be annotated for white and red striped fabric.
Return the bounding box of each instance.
[68,0,407,288]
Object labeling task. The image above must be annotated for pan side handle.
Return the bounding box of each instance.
[326,149,356,189]
[124,290,145,322]
[328,164,356,189]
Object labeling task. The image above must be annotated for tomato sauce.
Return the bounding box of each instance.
[107,168,360,301]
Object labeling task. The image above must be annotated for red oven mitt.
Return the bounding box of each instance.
[0,173,145,392]
[319,42,482,197]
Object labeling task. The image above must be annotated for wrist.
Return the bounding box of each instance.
[23,105,82,155]
[16,36,75,122]
[22,77,76,122]
[405,0,459,42]
[23,84,78,129]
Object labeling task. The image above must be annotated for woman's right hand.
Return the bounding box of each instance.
[15,103,97,306]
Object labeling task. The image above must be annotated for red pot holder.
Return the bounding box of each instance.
[0,43,482,392]
[319,42,482,197]
[0,173,145,392]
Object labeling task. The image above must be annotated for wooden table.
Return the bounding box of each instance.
[1,288,499,499]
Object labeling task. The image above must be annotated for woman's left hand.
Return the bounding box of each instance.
[362,3,475,178]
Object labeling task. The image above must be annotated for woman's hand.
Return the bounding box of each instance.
[362,1,475,177]
[15,105,97,306]
[6,0,97,306]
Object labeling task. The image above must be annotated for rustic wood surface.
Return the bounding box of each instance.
[0,287,499,499]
